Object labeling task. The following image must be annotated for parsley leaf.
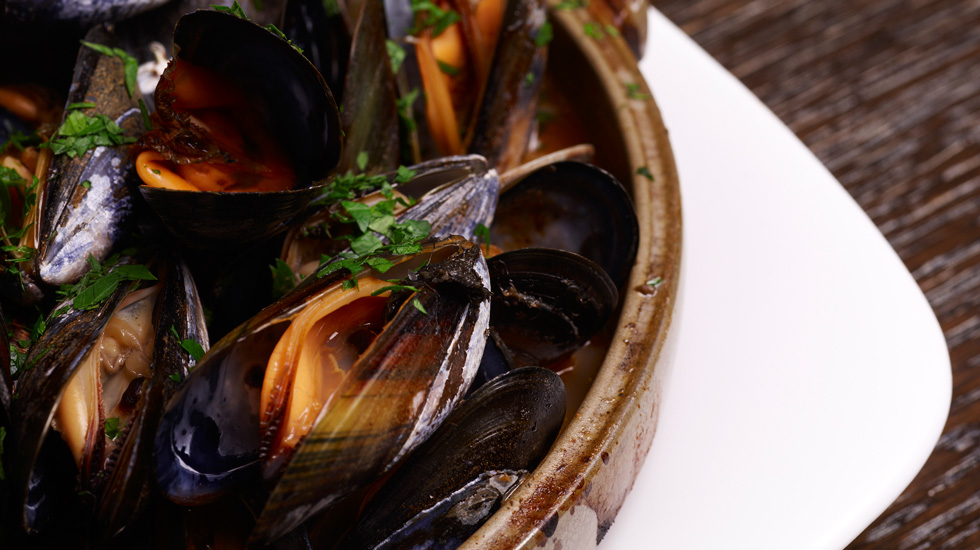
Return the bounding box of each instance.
[387,40,406,73]
[56,254,157,313]
[534,21,553,47]
[270,258,299,299]
[138,98,152,130]
[356,151,369,172]
[409,0,460,37]
[474,223,491,254]
[437,60,460,77]
[80,41,139,98]
[646,277,664,287]
[412,297,427,314]
[104,417,122,440]
[636,166,655,181]
[169,325,206,361]
[43,110,137,159]
[396,88,420,133]
[554,0,589,9]
[583,22,604,39]
[626,83,651,100]
[212,1,248,18]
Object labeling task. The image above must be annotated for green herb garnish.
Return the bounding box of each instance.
[80,41,138,98]
[534,21,553,47]
[270,258,298,298]
[412,297,428,314]
[474,223,491,254]
[169,373,182,383]
[169,324,206,361]
[636,166,654,181]
[409,0,461,37]
[646,277,663,287]
[524,72,536,88]
[43,110,137,158]
[67,102,96,111]
[104,417,122,440]
[356,151,369,172]
[554,0,589,9]
[583,22,604,39]
[138,98,152,130]
[213,2,303,53]
[55,254,156,314]
[626,83,651,100]
[387,40,406,73]
[396,88,420,132]
[437,60,461,77]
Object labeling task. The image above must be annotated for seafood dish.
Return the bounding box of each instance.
[0,0,679,548]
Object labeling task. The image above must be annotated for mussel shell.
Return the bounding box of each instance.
[156,236,492,544]
[251,236,492,543]
[283,0,352,101]
[36,24,140,286]
[170,10,342,183]
[3,0,170,27]
[339,367,566,550]
[336,0,399,174]
[487,248,617,368]
[138,9,342,249]
[468,0,548,172]
[140,184,322,250]
[11,255,207,533]
[282,155,497,277]
[490,160,639,288]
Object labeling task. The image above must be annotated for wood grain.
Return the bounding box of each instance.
[649,0,980,547]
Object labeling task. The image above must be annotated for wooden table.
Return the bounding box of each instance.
[649,0,980,547]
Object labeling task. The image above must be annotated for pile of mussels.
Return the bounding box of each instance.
[0,0,646,547]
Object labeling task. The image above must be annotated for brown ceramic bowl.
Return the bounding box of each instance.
[461,7,682,549]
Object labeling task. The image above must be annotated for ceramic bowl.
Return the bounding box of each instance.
[461,7,683,549]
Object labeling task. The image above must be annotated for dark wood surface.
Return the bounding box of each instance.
[648,0,980,547]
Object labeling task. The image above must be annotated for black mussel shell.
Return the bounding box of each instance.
[490,161,639,288]
[37,24,140,286]
[339,367,566,550]
[138,9,342,249]
[487,248,618,369]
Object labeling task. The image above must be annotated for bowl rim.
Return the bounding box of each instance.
[459,5,682,548]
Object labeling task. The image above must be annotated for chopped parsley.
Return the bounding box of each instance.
[43,110,137,158]
[605,24,620,37]
[212,1,248,18]
[524,72,535,88]
[437,60,460,77]
[396,88,420,132]
[626,83,651,100]
[270,258,298,298]
[104,417,122,440]
[356,151,369,172]
[396,165,416,183]
[67,102,96,111]
[409,0,460,37]
[81,180,91,189]
[534,21,553,47]
[555,0,589,9]
[370,283,420,296]
[169,325,205,361]
[646,277,664,287]
[583,22,604,39]
[55,254,156,314]
[8,315,45,379]
[138,98,152,130]
[636,166,654,181]
[474,223,491,254]
[412,297,427,314]
[387,40,406,73]
[0,128,41,153]
[80,41,139,98]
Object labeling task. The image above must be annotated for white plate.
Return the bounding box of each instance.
[599,9,951,549]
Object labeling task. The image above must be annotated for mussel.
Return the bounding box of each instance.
[155,236,492,544]
[10,253,208,536]
[339,367,566,550]
[35,24,142,287]
[132,9,342,249]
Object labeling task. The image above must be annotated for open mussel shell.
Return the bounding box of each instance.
[338,367,566,550]
[155,236,492,544]
[138,9,342,249]
[282,155,497,278]
[10,254,207,535]
[487,248,618,369]
[36,24,140,286]
[490,160,639,288]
